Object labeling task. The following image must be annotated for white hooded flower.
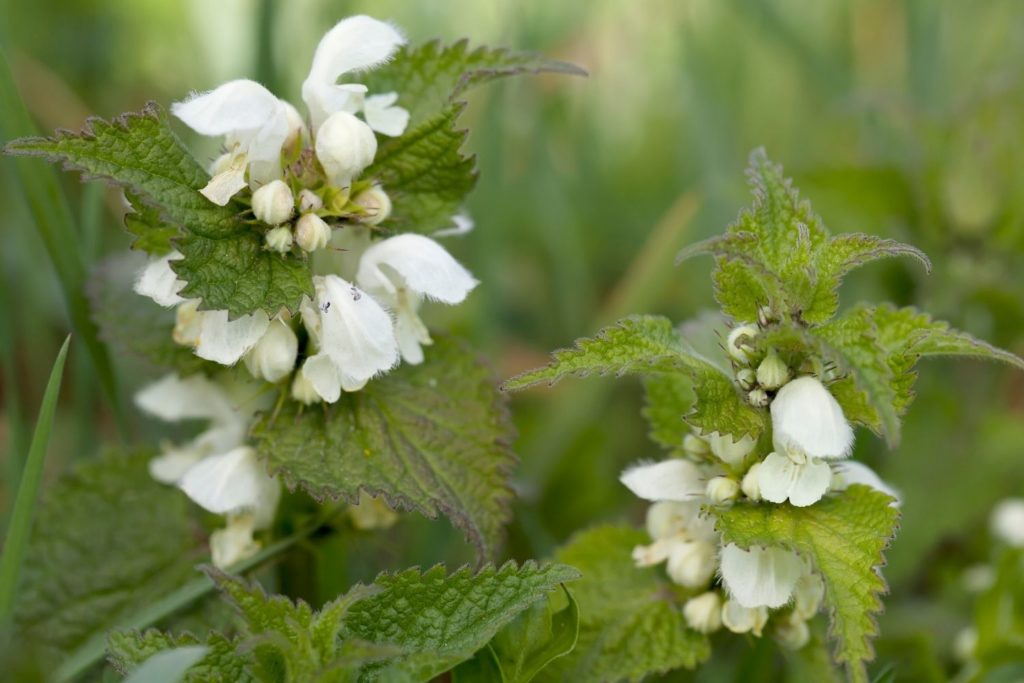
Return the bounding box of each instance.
[758,451,833,507]
[706,432,756,467]
[991,498,1024,547]
[315,111,378,188]
[172,79,296,205]
[243,316,298,382]
[666,539,717,587]
[721,599,768,636]
[719,543,804,609]
[832,461,901,506]
[210,512,261,568]
[683,592,723,634]
[301,16,408,135]
[301,274,399,401]
[620,459,706,502]
[355,234,477,364]
[134,251,186,307]
[179,446,280,519]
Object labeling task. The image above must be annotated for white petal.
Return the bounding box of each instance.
[433,212,475,238]
[200,165,249,206]
[134,251,186,307]
[771,376,854,459]
[303,353,342,403]
[149,447,203,484]
[178,447,277,515]
[832,461,901,506]
[302,16,405,130]
[991,498,1024,547]
[243,317,299,383]
[356,234,478,304]
[172,79,283,137]
[210,514,260,568]
[363,92,409,136]
[195,309,271,365]
[395,305,431,365]
[758,452,832,507]
[316,275,399,385]
[720,543,803,609]
[620,459,706,502]
[134,373,233,423]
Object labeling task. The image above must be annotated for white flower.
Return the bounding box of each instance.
[774,613,810,650]
[620,459,706,502]
[295,213,332,252]
[301,15,408,134]
[243,316,298,382]
[644,501,689,540]
[352,185,392,225]
[134,373,249,483]
[179,446,280,519]
[758,451,833,507]
[251,179,294,225]
[355,234,477,364]
[832,460,901,505]
[792,571,825,620]
[706,432,756,467]
[771,376,853,459]
[705,476,739,504]
[741,462,762,501]
[433,212,475,238]
[301,274,399,401]
[290,363,321,405]
[210,512,261,568]
[991,498,1024,547]
[721,599,768,636]
[264,226,294,254]
[134,251,186,307]
[719,543,804,609]
[726,324,758,363]
[683,592,723,634]
[172,79,294,205]
[666,539,717,587]
[315,111,377,188]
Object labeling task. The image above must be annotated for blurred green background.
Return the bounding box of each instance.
[3,0,1024,679]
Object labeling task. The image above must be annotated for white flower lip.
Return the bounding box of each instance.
[619,459,706,502]
[770,375,854,460]
[758,452,833,507]
[134,251,186,308]
[356,234,478,304]
[178,446,279,516]
[832,460,901,506]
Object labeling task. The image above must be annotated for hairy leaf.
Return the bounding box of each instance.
[717,486,900,683]
[14,450,201,667]
[538,525,709,682]
[87,254,206,374]
[252,336,515,559]
[487,587,580,683]
[641,374,695,451]
[108,631,254,683]
[124,191,179,255]
[5,104,312,317]
[341,562,581,680]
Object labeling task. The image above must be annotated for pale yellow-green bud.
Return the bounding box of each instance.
[721,599,768,637]
[298,188,324,213]
[243,317,298,383]
[756,348,790,390]
[295,213,332,252]
[736,368,757,391]
[706,476,739,504]
[774,614,810,650]
[252,179,294,226]
[748,387,769,407]
[683,433,709,456]
[316,111,376,188]
[683,592,722,634]
[727,324,758,364]
[741,462,762,501]
[264,226,294,253]
[290,365,321,404]
[666,540,716,588]
[353,185,392,225]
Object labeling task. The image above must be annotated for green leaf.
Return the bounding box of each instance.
[124,191,179,255]
[88,254,207,374]
[109,631,254,683]
[716,486,900,683]
[252,336,516,559]
[366,104,476,235]
[341,562,581,680]
[0,336,70,621]
[538,525,710,683]
[504,316,764,440]
[4,104,312,317]
[13,450,201,668]
[641,374,695,451]
[488,587,580,683]
[362,40,586,130]
[122,646,209,683]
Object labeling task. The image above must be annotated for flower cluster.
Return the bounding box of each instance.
[131,15,476,566]
[620,319,899,647]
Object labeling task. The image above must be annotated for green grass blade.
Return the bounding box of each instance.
[0,48,125,436]
[0,334,70,620]
[122,645,209,683]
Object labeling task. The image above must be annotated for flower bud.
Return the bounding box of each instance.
[291,363,321,405]
[721,599,768,637]
[707,432,756,467]
[252,179,294,226]
[953,627,978,662]
[316,111,377,188]
[792,571,825,620]
[210,513,260,568]
[757,305,775,327]
[666,539,717,588]
[683,433,709,456]
[209,152,233,176]
[774,614,810,650]
[348,492,399,530]
[265,226,294,253]
[756,348,790,390]
[706,476,739,504]
[727,324,758,364]
[741,462,762,501]
[683,592,723,634]
[736,368,757,391]
[295,213,332,252]
[747,388,769,407]
[298,188,324,213]
[352,185,392,225]
[645,501,687,540]
[991,498,1024,547]
[243,317,298,383]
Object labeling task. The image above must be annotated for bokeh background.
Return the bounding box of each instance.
[3,0,1024,680]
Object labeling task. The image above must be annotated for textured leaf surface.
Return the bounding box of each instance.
[341,562,581,680]
[538,525,709,683]
[124,191,179,255]
[641,374,695,451]
[5,104,312,317]
[14,450,201,667]
[487,587,579,683]
[717,486,900,683]
[109,631,254,683]
[252,336,515,559]
[88,254,206,374]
